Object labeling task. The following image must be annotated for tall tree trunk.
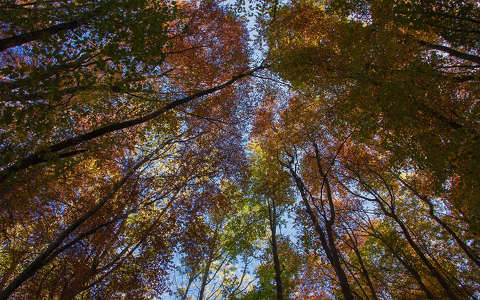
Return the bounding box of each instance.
[324,223,354,300]
[0,19,86,52]
[198,258,213,300]
[417,39,480,64]
[0,149,156,299]
[0,6,106,53]
[287,163,354,300]
[356,171,459,299]
[345,230,379,300]
[0,66,264,185]
[397,177,480,268]
[371,229,436,299]
[391,215,458,300]
[342,258,369,300]
[352,246,378,300]
[198,223,220,300]
[311,142,355,300]
[181,271,196,300]
[268,198,284,300]
[427,208,480,267]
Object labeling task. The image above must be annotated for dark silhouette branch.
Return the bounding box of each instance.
[0,149,157,299]
[0,66,265,184]
[417,39,480,64]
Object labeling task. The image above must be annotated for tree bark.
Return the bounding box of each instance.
[417,39,480,64]
[346,231,379,300]
[287,162,354,300]
[396,176,480,268]
[198,224,220,300]
[198,258,212,300]
[0,19,86,52]
[392,215,458,300]
[0,5,106,53]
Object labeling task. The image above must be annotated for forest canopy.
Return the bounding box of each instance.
[0,0,479,299]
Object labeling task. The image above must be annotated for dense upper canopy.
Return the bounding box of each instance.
[0,0,479,299]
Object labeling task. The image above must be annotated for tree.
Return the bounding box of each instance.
[267,0,480,236]
[0,1,261,298]
[246,141,296,300]
[2,0,479,298]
